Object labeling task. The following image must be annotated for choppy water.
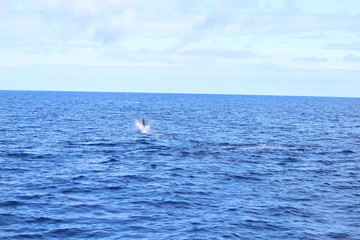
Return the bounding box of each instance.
[0,91,359,240]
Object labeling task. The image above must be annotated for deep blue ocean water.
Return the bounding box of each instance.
[0,90,359,240]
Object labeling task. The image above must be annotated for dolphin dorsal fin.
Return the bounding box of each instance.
[141,118,146,126]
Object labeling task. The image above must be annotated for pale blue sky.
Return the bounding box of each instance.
[0,0,360,97]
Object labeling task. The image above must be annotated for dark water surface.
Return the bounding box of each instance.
[0,91,359,239]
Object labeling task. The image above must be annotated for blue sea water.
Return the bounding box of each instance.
[0,90,359,240]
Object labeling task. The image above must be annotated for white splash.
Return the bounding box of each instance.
[136,120,150,134]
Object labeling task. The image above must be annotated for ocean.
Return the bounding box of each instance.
[0,90,359,239]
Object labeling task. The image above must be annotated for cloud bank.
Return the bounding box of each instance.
[0,0,360,96]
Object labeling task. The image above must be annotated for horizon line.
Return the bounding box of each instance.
[0,89,358,99]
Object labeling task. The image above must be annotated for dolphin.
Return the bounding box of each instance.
[137,118,162,135]
[137,117,149,134]
[140,117,146,127]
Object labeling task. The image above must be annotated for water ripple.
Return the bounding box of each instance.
[0,92,359,239]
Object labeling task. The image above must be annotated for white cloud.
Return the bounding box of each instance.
[326,42,360,51]
[95,9,137,42]
[0,0,359,72]
[344,53,360,62]
[35,0,136,16]
[293,56,327,62]
[181,48,259,59]
[0,0,9,12]
[1,0,358,47]
[0,0,359,96]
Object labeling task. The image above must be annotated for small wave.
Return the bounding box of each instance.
[340,149,355,154]
[241,219,289,231]
[100,157,121,163]
[0,167,28,172]
[223,173,263,182]
[16,194,43,200]
[5,152,33,158]
[146,132,164,136]
[217,142,311,153]
[326,232,352,239]
[106,186,125,190]
[60,187,94,194]
[71,175,86,180]
[159,200,192,208]
[0,213,22,226]
[47,228,84,238]
[136,139,150,144]
[83,142,118,147]
[121,174,153,183]
[28,216,64,224]
[0,200,25,207]
[2,233,44,239]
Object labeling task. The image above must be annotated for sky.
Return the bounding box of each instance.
[0,0,360,97]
